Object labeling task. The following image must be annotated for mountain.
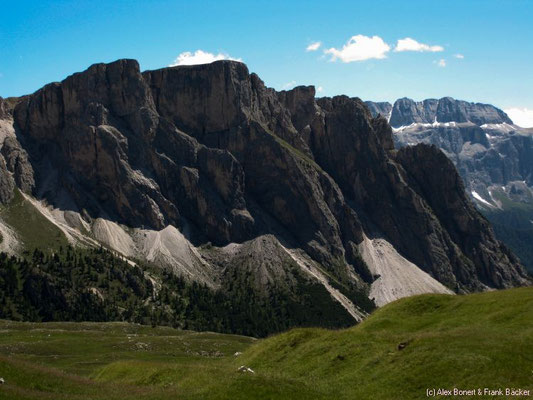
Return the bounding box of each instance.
[366,97,533,271]
[0,60,529,333]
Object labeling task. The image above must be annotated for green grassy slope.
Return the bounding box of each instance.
[0,322,258,400]
[0,189,69,252]
[241,287,533,399]
[1,288,532,399]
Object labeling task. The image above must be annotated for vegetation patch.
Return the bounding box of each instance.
[0,246,357,337]
[0,189,69,252]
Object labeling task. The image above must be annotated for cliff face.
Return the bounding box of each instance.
[1,60,529,310]
[396,144,525,287]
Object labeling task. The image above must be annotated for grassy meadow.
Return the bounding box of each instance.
[0,287,532,399]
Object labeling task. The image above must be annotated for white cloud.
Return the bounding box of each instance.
[454,53,464,59]
[317,86,324,93]
[282,80,297,90]
[505,108,533,128]
[394,37,444,53]
[434,58,446,67]
[306,41,322,52]
[169,50,242,66]
[324,35,390,62]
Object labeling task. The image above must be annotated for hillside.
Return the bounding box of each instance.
[0,288,531,399]
[0,244,359,337]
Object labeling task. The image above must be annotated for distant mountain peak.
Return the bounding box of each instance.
[388,97,512,127]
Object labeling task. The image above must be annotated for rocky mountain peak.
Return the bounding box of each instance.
[385,96,513,127]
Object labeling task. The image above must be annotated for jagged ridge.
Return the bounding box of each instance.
[0,60,529,318]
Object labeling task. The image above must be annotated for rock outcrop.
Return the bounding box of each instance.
[0,96,34,205]
[0,97,7,120]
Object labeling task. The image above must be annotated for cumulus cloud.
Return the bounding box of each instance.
[317,86,324,93]
[306,41,321,51]
[282,80,297,90]
[394,37,443,53]
[454,53,464,59]
[169,50,241,66]
[324,35,390,62]
[505,108,533,128]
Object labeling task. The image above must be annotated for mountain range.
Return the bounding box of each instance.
[366,97,533,271]
[0,60,530,334]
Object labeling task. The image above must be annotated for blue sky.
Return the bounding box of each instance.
[1,0,532,124]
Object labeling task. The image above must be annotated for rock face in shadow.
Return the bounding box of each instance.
[396,144,527,288]
[12,60,252,243]
[1,59,529,296]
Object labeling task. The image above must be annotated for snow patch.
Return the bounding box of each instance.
[471,191,496,208]
[480,123,517,133]
[487,189,503,209]
[392,121,458,132]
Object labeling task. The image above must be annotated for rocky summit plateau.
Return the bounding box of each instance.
[0,60,530,331]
